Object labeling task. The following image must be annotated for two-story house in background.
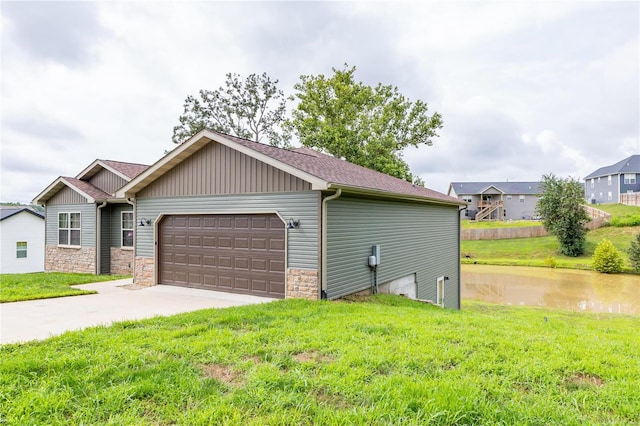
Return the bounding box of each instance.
[448,181,541,221]
[584,155,640,204]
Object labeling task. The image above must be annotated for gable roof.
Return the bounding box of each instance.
[118,129,464,206]
[449,182,541,196]
[0,207,44,222]
[584,155,640,179]
[33,159,150,205]
[76,159,150,181]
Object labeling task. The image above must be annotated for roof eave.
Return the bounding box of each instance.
[76,159,131,182]
[328,184,467,207]
[117,129,330,198]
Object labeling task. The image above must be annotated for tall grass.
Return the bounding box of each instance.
[1,297,638,425]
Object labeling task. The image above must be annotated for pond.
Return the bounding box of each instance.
[462,264,640,314]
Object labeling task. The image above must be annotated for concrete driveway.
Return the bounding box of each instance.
[1,279,276,345]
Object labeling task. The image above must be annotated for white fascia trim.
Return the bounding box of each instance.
[328,184,467,207]
[76,160,131,182]
[32,177,94,205]
[117,129,329,197]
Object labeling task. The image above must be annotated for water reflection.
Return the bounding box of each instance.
[462,264,640,314]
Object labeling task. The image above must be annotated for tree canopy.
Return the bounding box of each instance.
[536,174,591,257]
[285,65,443,182]
[172,72,289,146]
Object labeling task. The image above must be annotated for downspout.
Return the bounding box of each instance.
[458,205,468,310]
[126,198,135,282]
[321,188,342,299]
[97,201,107,275]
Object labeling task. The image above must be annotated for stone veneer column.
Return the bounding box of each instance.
[45,246,96,274]
[134,256,155,287]
[110,248,134,275]
[286,268,319,300]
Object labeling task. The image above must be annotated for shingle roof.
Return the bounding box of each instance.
[584,155,640,179]
[62,177,112,200]
[218,132,461,204]
[449,182,541,195]
[100,160,150,179]
[0,207,44,221]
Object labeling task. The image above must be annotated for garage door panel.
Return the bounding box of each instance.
[159,213,285,298]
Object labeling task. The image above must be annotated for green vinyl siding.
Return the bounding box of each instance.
[135,192,319,270]
[99,205,111,274]
[109,204,133,248]
[326,196,460,308]
[45,204,96,247]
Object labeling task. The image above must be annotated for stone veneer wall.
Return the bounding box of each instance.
[45,246,95,274]
[110,248,134,275]
[134,256,155,287]
[286,268,319,300]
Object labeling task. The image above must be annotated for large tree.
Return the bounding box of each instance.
[172,72,289,146]
[286,65,443,181]
[536,174,591,256]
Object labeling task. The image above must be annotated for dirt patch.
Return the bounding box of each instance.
[199,364,243,385]
[243,355,262,364]
[565,372,604,389]
[293,350,335,363]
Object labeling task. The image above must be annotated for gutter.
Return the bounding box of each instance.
[327,184,466,207]
[321,188,342,298]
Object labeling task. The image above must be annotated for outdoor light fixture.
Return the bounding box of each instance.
[139,218,152,226]
[286,218,300,229]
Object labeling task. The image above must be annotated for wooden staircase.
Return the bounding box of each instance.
[475,200,503,221]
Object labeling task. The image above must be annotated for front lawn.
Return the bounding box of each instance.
[461,219,542,229]
[1,296,638,424]
[0,273,128,303]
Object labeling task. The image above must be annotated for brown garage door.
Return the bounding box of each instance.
[158,214,285,298]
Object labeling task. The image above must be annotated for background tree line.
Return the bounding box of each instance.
[172,65,442,185]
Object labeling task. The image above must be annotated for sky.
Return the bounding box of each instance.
[1,1,639,204]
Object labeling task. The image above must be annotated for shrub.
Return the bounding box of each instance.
[592,239,624,273]
[628,233,640,272]
[610,214,640,227]
[543,256,557,268]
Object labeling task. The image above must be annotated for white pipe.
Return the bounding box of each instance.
[321,188,342,298]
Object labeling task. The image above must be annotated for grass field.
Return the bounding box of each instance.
[461,219,542,229]
[0,273,128,303]
[1,296,638,425]
[462,225,639,272]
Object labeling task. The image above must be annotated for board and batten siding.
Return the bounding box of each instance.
[135,192,319,270]
[45,203,96,247]
[138,142,311,198]
[48,187,87,205]
[109,204,133,248]
[89,168,128,195]
[326,196,460,308]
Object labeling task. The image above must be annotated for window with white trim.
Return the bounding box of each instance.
[590,179,594,189]
[462,196,472,203]
[624,174,636,185]
[436,276,445,307]
[519,195,525,203]
[122,212,134,248]
[16,242,27,258]
[59,212,81,246]
[608,191,612,201]
[608,175,612,186]
[506,195,512,200]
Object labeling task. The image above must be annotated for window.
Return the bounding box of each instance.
[598,177,601,183]
[590,179,594,189]
[59,212,81,246]
[16,242,27,258]
[506,195,512,200]
[608,175,612,186]
[608,191,612,201]
[436,276,445,307]
[462,196,472,203]
[519,195,525,203]
[122,212,134,248]
[624,174,636,185]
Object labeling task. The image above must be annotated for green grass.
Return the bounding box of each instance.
[1,296,638,425]
[0,273,128,303]
[462,226,640,271]
[461,220,542,229]
[595,204,640,227]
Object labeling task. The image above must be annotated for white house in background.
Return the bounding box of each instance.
[0,207,45,274]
